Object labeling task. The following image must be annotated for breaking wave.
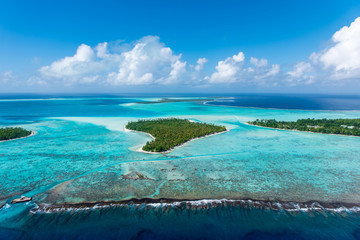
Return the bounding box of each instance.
[30,198,360,214]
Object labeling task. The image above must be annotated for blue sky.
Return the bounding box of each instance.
[1,0,360,93]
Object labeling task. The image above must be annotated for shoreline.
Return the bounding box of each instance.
[28,197,360,214]
[124,125,159,154]
[0,130,36,143]
[244,122,360,138]
[124,125,229,154]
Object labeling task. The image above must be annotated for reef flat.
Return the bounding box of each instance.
[2,95,360,239]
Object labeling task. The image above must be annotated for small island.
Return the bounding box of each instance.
[0,127,32,141]
[126,118,227,152]
[248,118,360,136]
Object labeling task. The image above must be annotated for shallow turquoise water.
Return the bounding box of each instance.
[1,95,360,239]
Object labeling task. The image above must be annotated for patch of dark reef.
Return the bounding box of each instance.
[122,172,151,180]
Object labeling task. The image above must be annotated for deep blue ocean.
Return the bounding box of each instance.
[1,93,360,240]
[207,94,360,110]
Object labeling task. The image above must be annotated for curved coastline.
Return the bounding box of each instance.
[124,125,229,154]
[0,130,36,143]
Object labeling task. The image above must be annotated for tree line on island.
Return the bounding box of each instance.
[126,118,227,152]
[247,118,360,136]
[0,127,32,141]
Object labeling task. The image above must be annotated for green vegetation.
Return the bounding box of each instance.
[126,118,227,152]
[248,118,360,136]
[0,127,32,141]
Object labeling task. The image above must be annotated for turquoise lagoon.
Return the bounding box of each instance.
[1,95,360,239]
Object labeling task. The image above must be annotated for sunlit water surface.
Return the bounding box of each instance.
[1,94,360,239]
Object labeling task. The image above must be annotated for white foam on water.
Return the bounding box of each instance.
[35,198,360,214]
[1,203,10,210]
[120,103,136,106]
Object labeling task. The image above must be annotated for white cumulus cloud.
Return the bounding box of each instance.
[315,17,360,80]
[250,57,268,67]
[108,36,186,85]
[34,17,360,90]
[209,52,245,83]
[287,62,314,85]
[195,58,208,71]
[0,71,14,84]
[287,62,312,78]
[40,44,99,78]
[256,64,280,79]
[282,17,360,85]
[208,52,280,85]
[39,36,186,86]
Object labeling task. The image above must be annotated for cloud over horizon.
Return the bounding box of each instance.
[313,17,360,80]
[0,71,14,84]
[28,17,360,90]
[39,36,187,86]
